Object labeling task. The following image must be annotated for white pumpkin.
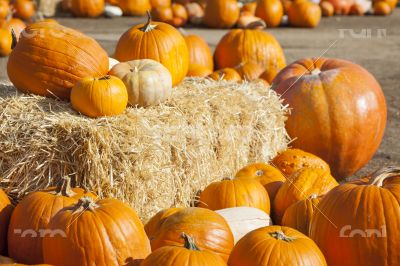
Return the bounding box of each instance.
[108,57,120,71]
[216,207,273,244]
[104,4,123,17]
[109,59,172,107]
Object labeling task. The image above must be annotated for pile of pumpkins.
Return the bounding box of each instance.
[319,0,397,16]
[1,148,399,265]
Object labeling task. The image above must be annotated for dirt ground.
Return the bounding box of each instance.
[0,10,398,178]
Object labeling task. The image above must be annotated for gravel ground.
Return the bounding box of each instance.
[1,10,398,178]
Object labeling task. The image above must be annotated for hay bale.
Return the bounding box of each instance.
[0,78,288,221]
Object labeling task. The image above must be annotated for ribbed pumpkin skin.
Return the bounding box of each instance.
[7,182,95,264]
[203,0,239,28]
[144,207,183,238]
[228,226,327,266]
[7,22,109,100]
[199,179,271,214]
[0,190,13,256]
[310,167,400,266]
[184,34,213,72]
[214,29,286,80]
[282,195,322,235]
[151,207,234,262]
[273,168,338,224]
[115,18,189,86]
[43,198,151,266]
[255,0,284,27]
[273,58,387,180]
[70,0,105,17]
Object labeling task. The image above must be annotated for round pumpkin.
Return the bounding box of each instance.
[144,207,183,239]
[321,0,352,14]
[71,75,128,118]
[287,0,321,28]
[0,17,26,39]
[187,64,212,77]
[208,68,242,82]
[170,3,188,27]
[150,207,234,262]
[109,59,172,107]
[273,168,338,224]
[8,22,108,100]
[0,189,13,255]
[202,0,240,28]
[255,0,284,27]
[281,194,322,235]
[150,0,171,7]
[151,6,173,22]
[185,2,204,25]
[118,0,151,16]
[235,61,265,81]
[374,1,391,14]
[199,178,270,214]
[272,58,387,180]
[374,0,396,9]
[43,197,151,266]
[310,166,400,266]
[13,0,36,20]
[319,1,335,16]
[228,226,327,266]
[216,207,272,244]
[182,31,213,73]
[214,29,286,81]
[7,177,95,264]
[241,2,257,14]
[271,148,331,177]
[349,3,365,15]
[142,233,226,266]
[0,1,10,20]
[115,13,189,86]
[70,0,104,17]
[0,28,14,56]
[235,162,286,203]
[259,67,280,84]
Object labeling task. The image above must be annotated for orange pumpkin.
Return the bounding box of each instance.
[349,3,365,15]
[151,6,173,22]
[43,197,151,266]
[0,17,26,39]
[13,0,36,20]
[8,177,95,264]
[203,0,240,28]
[8,22,109,100]
[310,167,400,266]
[287,0,321,28]
[185,2,204,25]
[0,28,14,56]
[321,0,351,14]
[199,178,271,214]
[272,58,387,180]
[259,68,280,84]
[118,0,151,16]
[235,61,265,81]
[187,64,212,77]
[170,3,188,27]
[374,0,397,9]
[214,29,286,81]
[151,207,234,262]
[235,163,286,203]
[115,13,189,86]
[208,68,242,82]
[228,226,327,265]
[150,0,171,7]
[241,2,257,15]
[0,189,13,256]
[255,0,284,27]
[282,194,322,235]
[319,1,335,16]
[374,1,392,14]
[182,31,213,73]
[70,0,105,17]
[142,233,227,266]
[271,149,331,177]
[0,0,10,20]
[145,207,183,238]
[273,168,338,224]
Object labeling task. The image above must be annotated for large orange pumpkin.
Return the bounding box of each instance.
[142,233,226,266]
[310,166,400,266]
[272,58,387,180]
[7,22,108,100]
[182,31,213,73]
[287,0,321,28]
[118,0,151,16]
[70,0,105,17]
[273,168,338,224]
[43,197,150,266]
[228,226,327,265]
[0,189,13,256]
[145,207,183,239]
[199,178,271,214]
[8,178,95,264]
[214,28,286,82]
[150,207,234,262]
[115,13,189,86]
[255,0,284,27]
[202,0,240,28]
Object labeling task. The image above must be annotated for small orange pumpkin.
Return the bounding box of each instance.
[0,17,26,39]
[70,0,105,17]
[374,1,391,14]
[182,31,213,73]
[235,61,265,81]
[0,0,10,20]
[118,0,151,16]
[13,0,36,21]
[287,0,321,28]
[208,68,242,82]
[0,189,13,256]
[319,1,335,16]
[203,0,240,28]
[255,0,284,27]
[150,0,171,8]
[0,28,15,56]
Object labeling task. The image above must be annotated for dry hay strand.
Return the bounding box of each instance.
[0,78,289,221]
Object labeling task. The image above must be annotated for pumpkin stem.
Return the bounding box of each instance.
[140,11,157,33]
[75,196,98,211]
[181,233,200,251]
[369,166,400,187]
[245,20,266,30]
[98,75,111,80]
[270,231,295,242]
[310,68,321,75]
[55,176,77,197]
[309,193,318,199]
[11,29,17,50]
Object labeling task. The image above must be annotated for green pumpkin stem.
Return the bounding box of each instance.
[270,231,295,242]
[369,166,400,187]
[55,177,76,197]
[11,29,17,50]
[140,11,157,33]
[181,233,200,251]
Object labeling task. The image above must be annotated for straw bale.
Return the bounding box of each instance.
[0,78,289,221]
